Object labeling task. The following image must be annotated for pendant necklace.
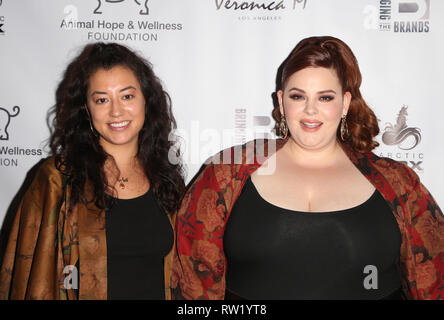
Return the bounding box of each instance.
[118,177,129,190]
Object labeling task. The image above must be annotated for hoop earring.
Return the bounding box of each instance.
[340,115,349,141]
[279,116,288,139]
[84,105,98,137]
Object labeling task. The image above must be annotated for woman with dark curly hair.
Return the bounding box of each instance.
[0,42,185,300]
[172,36,444,300]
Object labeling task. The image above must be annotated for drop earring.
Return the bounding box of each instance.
[340,114,349,141]
[279,115,288,139]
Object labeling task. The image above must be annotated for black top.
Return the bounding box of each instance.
[224,177,403,300]
[105,188,173,300]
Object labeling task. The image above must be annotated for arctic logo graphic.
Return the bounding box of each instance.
[0,106,20,141]
[382,106,421,150]
[94,0,149,15]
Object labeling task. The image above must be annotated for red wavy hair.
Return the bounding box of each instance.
[272,36,379,153]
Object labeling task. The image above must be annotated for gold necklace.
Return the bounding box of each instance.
[117,177,129,190]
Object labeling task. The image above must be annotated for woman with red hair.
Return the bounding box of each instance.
[172,36,444,300]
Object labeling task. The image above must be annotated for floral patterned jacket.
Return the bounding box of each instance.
[172,139,444,300]
[0,156,176,300]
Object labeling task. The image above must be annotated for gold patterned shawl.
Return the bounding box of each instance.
[0,156,175,300]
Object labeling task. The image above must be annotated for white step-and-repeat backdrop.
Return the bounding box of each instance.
[1,0,443,226]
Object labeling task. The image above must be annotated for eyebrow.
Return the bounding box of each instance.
[90,86,137,96]
[288,87,337,94]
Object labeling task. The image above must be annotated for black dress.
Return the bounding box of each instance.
[224,178,403,300]
[105,188,173,299]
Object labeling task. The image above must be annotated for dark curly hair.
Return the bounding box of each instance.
[48,42,185,214]
[272,36,379,153]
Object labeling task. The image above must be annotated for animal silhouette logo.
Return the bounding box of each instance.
[94,0,149,15]
[0,106,20,141]
[382,106,421,150]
